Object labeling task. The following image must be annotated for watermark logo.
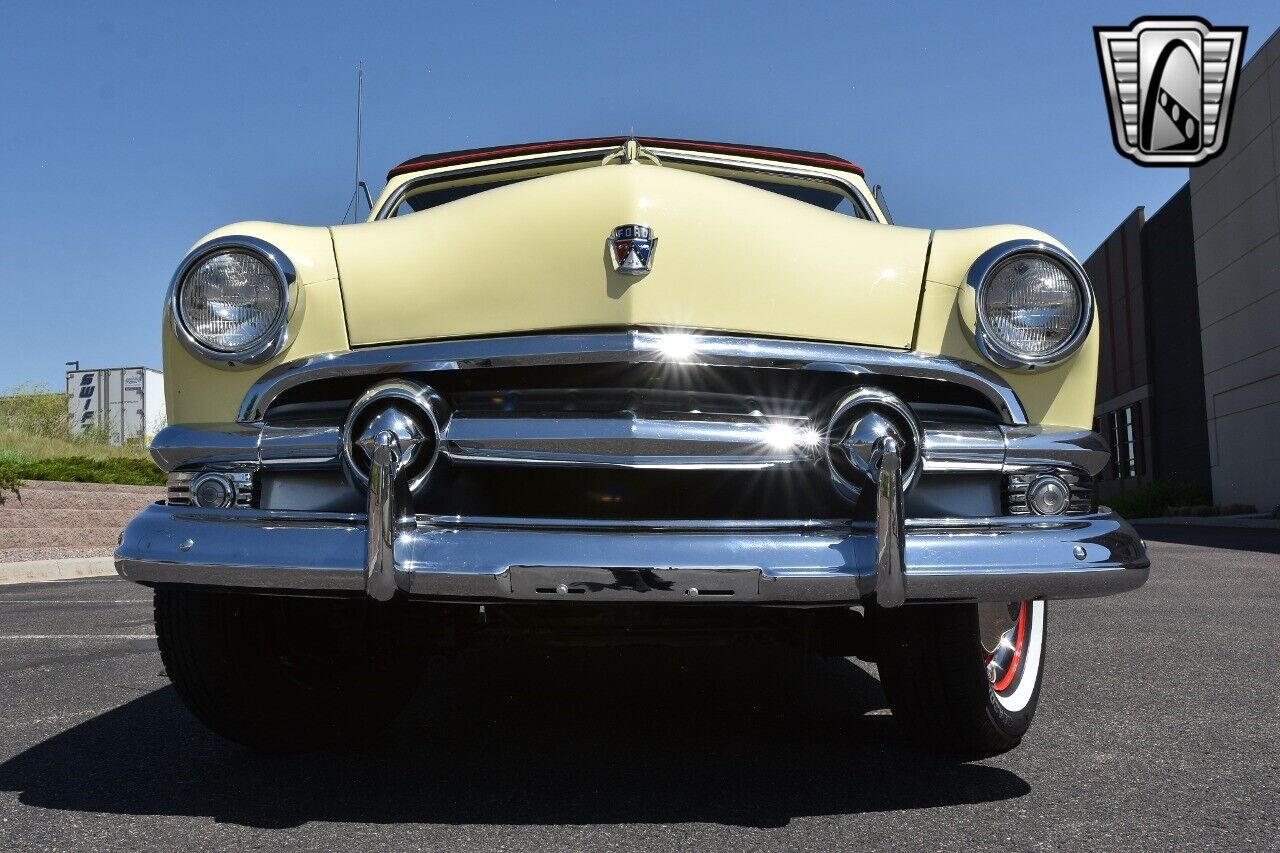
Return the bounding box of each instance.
[1095,17,1246,166]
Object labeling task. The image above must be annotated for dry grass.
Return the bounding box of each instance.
[0,429,151,461]
[0,385,66,436]
[0,385,161,487]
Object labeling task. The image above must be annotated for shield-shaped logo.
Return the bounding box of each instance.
[1095,17,1247,166]
[607,224,657,275]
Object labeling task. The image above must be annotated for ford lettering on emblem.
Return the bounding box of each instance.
[608,224,657,275]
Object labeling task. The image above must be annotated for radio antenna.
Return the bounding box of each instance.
[354,61,365,220]
[343,61,374,223]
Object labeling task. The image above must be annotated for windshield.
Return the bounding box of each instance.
[384,162,867,219]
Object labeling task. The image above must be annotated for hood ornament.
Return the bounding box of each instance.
[608,224,657,276]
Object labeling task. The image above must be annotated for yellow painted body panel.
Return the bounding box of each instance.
[161,158,1096,432]
[334,164,927,349]
[915,225,1097,429]
[163,222,350,424]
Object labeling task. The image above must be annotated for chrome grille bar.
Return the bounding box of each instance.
[237,331,1027,425]
[441,411,820,469]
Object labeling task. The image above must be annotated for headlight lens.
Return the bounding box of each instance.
[177,251,284,353]
[977,252,1088,364]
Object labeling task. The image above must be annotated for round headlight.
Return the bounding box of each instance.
[179,252,283,351]
[968,242,1093,369]
[169,236,296,365]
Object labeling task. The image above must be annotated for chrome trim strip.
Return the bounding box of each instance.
[237,331,1027,426]
[259,425,342,467]
[149,419,1107,481]
[116,505,1149,604]
[922,425,1108,477]
[150,423,262,471]
[416,515,852,533]
[964,240,1095,371]
[921,424,1005,472]
[441,412,819,470]
[1003,426,1109,476]
[165,235,301,368]
[150,423,340,472]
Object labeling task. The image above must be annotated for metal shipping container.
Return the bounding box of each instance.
[66,367,166,445]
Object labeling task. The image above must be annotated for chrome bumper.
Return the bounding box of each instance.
[115,502,1149,605]
[130,332,1147,605]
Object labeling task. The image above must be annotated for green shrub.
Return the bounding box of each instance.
[1105,479,1212,519]
[0,455,164,487]
[0,470,21,504]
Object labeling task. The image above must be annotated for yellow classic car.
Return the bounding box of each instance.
[117,136,1149,755]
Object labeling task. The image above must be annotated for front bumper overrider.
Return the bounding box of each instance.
[115,502,1149,605]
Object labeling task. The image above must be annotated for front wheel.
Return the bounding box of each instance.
[874,599,1047,756]
[155,588,428,753]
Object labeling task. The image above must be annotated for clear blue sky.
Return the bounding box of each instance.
[2,1,1277,391]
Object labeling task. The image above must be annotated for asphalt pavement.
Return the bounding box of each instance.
[0,525,1276,851]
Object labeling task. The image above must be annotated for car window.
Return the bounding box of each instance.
[724,177,856,214]
[392,176,533,216]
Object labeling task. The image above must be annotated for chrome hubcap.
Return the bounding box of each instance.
[979,600,1029,691]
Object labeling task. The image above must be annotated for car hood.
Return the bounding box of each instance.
[331,163,931,349]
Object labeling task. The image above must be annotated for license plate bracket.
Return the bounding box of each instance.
[509,566,761,600]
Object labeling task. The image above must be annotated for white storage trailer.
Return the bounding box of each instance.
[66,367,166,444]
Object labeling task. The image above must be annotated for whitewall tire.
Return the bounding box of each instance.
[874,599,1048,756]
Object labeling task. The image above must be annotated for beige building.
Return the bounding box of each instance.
[1187,26,1280,510]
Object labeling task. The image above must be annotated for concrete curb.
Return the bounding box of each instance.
[0,556,117,585]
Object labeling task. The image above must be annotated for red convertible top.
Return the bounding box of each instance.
[387,136,864,180]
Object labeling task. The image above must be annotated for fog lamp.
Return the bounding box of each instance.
[1027,475,1070,516]
[191,472,235,509]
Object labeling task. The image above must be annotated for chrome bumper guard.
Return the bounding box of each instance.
[115,501,1149,605]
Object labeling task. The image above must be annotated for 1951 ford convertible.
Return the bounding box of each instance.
[116,136,1150,754]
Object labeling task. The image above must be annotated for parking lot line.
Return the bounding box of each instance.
[0,634,155,640]
[0,600,148,605]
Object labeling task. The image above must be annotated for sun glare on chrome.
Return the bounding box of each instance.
[656,332,699,361]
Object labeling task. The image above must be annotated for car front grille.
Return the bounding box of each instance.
[163,333,1107,523]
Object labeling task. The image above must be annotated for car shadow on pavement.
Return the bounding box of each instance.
[0,645,1029,829]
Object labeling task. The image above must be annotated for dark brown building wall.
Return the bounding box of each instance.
[1142,186,1211,496]
[1086,185,1211,498]
[1086,208,1155,493]
[1086,208,1149,405]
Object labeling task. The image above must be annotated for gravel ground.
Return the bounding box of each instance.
[0,525,1276,851]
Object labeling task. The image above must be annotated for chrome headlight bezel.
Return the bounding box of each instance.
[167,235,298,366]
[965,240,1094,371]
